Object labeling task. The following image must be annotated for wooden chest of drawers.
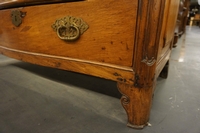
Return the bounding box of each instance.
[0,0,179,129]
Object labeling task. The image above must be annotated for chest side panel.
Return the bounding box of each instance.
[157,0,180,60]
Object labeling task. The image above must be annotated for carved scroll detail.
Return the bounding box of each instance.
[121,95,130,105]
[117,83,130,120]
[118,84,130,107]
[141,56,156,66]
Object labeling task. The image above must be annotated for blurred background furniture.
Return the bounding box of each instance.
[190,14,200,26]
[173,0,190,47]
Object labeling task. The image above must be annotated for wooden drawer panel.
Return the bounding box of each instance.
[0,0,138,67]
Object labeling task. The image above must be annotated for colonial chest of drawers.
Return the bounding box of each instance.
[0,0,179,129]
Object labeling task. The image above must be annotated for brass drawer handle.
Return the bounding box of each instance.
[52,16,89,41]
[57,25,80,41]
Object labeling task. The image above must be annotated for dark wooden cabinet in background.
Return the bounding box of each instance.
[173,0,190,46]
[0,0,180,129]
[179,0,190,35]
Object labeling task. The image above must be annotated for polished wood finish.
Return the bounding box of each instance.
[0,0,137,67]
[0,0,179,129]
[117,82,154,128]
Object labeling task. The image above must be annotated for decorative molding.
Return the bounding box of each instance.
[0,46,133,72]
[141,56,156,66]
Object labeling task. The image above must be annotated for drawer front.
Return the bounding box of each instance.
[0,0,138,67]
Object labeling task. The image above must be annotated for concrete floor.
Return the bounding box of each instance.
[0,26,200,133]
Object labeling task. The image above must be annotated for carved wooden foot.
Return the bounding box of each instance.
[159,61,169,79]
[117,82,154,129]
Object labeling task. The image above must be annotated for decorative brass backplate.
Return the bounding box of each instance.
[11,10,23,27]
[52,16,89,41]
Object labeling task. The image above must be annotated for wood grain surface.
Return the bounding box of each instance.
[0,0,180,129]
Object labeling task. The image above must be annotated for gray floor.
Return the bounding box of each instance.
[0,26,200,133]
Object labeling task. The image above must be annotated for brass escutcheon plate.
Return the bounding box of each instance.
[11,10,22,27]
[52,16,89,41]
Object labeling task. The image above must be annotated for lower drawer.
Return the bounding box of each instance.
[0,0,138,67]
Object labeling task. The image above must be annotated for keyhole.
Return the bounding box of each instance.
[15,15,17,22]
[11,10,23,27]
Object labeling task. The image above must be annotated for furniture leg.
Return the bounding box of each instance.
[117,82,154,129]
[159,61,169,79]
